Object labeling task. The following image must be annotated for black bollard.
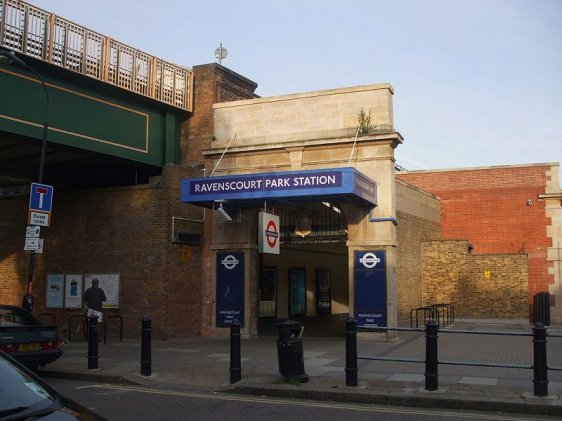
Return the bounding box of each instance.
[345,317,358,387]
[424,319,439,391]
[141,315,152,376]
[230,320,241,384]
[87,315,99,370]
[533,323,548,397]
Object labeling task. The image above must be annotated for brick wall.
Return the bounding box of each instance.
[397,164,554,317]
[421,240,528,318]
[182,64,258,166]
[0,166,204,339]
[396,210,441,322]
[181,63,258,335]
[0,196,29,304]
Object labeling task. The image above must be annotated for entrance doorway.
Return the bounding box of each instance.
[258,201,349,335]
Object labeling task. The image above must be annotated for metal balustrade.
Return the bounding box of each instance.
[0,0,192,111]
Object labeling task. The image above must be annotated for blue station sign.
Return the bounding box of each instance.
[181,167,377,207]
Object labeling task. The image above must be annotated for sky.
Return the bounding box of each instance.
[31,0,562,171]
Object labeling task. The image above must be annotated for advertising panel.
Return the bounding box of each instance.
[64,274,83,308]
[46,273,64,308]
[289,268,306,316]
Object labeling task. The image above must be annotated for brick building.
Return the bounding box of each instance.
[397,164,562,323]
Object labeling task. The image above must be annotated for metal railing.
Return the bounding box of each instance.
[0,0,192,111]
[345,318,562,397]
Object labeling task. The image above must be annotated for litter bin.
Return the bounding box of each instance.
[276,320,309,382]
[533,292,551,326]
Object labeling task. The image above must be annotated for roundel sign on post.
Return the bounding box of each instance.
[258,212,280,255]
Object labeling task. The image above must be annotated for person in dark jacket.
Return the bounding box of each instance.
[83,278,107,322]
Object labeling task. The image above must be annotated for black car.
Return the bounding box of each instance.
[0,305,62,369]
[0,351,106,420]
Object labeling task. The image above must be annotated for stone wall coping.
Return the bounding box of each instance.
[202,132,403,157]
[400,162,559,174]
[212,83,394,109]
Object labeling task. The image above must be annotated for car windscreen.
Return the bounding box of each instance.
[0,307,40,327]
[0,353,56,414]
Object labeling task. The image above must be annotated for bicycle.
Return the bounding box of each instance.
[62,309,88,343]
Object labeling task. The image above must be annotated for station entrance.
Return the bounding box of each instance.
[257,201,349,335]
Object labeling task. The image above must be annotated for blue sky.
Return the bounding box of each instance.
[32,0,562,171]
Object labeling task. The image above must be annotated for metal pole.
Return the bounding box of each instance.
[87,315,99,370]
[141,315,152,376]
[425,319,439,391]
[230,320,241,384]
[345,317,358,387]
[533,322,548,397]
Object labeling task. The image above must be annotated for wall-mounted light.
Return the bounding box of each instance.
[527,199,533,206]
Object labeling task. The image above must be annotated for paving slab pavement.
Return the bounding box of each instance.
[37,321,562,417]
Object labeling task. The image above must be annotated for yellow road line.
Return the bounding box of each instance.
[76,383,538,420]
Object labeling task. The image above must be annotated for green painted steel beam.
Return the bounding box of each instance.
[0,64,185,167]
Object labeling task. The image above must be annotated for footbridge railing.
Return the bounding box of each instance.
[0,0,192,111]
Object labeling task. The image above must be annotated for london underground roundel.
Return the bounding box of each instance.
[259,212,280,254]
[266,220,278,248]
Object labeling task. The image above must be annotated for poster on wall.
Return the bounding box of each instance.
[84,274,120,308]
[64,274,83,308]
[316,269,332,315]
[216,252,244,327]
[354,250,387,328]
[259,267,277,318]
[289,268,306,316]
[46,274,64,308]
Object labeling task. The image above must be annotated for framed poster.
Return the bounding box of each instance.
[289,268,306,316]
[259,267,277,318]
[316,269,332,315]
[46,274,64,308]
[84,274,120,309]
[64,274,83,309]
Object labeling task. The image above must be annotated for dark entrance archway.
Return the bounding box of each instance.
[258,200,350,336]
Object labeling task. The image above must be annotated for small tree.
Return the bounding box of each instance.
[357,108,375,135]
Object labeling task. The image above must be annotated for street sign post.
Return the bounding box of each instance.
[29,183,54,213]
[24,237,39,251]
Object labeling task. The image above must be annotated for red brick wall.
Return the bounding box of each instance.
[398,164,554,316]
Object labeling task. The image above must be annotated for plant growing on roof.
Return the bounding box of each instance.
[357,108,375,135]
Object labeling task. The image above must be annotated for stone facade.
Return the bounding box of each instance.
[421,240,528,319]
[203,83,403,335]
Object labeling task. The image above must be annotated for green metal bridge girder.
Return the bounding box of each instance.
[0,60,187,167]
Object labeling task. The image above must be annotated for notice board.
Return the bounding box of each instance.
[84,273,120,308]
